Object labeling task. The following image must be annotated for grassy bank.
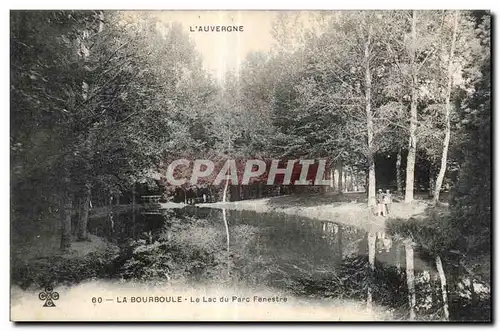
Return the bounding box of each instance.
[11,204,130,289]
[11,204,137,262]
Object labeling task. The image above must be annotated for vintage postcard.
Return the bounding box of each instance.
[10,9,491,322]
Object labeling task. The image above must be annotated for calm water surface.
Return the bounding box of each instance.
[87,206,488,321]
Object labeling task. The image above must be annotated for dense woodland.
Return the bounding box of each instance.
[11,11,491,318]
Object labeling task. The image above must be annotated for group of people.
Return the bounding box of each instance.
[376,189,392,217]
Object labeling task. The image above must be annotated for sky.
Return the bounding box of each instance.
[123,11,330,82]
[145,11,279,81]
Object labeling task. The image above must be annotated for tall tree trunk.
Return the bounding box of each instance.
[329,167,334,192]
[337,161,343,193]
[132,183,136,224]
[350,168,356,191]
[365,23,376,208]
[405,240,416,320]
[434,11,459,204]
[405,10,418,203]
[429,166,435,197]
[367,133,376,207]
[396,146,403,194]
[333,164,339,192]
[77,183,91,241]
[343,167,348,192]
[60,167,72,250]
[75,27,92,240]
[222,177,230,203]
[109,192,114,234]
[60,192,73,250]
[436,255,450,321]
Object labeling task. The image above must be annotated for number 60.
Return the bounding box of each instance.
[92,297,103,304]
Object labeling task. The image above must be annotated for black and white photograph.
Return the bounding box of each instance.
[9,9,492,322]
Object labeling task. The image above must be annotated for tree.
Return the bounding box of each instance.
[11,10,108,249]
[382,11,443,202]
[449,12,491,280]
[11,11,216,248]
[432,11,458,203]
[363,18,375,207]
[431,11,481,202]
[267,12,429,207]
[405,10,419,203]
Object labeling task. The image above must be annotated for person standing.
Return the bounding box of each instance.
[376,189,385,216]
[383,189,392,215]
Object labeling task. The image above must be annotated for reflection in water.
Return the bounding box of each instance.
[222,208,230,277]
[86,207,489,321]
[222,208,230,253]
[395,243,401,272]
[367,231,376,310]
[405,240,416,320]
[376,231,392,253]
[435,255,450,320]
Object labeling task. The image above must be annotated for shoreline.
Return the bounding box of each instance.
[195,194,430,232]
